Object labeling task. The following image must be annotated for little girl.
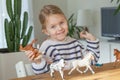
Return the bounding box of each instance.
[26,5,100,74]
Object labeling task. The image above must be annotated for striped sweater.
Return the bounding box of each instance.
[32,36,100,74]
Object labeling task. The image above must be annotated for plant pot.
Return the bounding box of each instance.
[0,48,9,53]
[0,51,30,80]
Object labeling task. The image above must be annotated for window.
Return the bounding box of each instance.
[0,0,34,48]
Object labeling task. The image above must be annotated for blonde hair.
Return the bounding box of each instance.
[39,5,66,30]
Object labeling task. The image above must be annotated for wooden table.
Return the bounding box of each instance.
[11,62,120,80]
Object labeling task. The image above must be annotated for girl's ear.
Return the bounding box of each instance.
[42,29,50,36]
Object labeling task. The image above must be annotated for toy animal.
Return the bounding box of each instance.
[113,49,120,67]
[20,39,53,64]
[19,39,42,59]
[68,51,95,75]
[49,58,65,80]
[95,63,103,67]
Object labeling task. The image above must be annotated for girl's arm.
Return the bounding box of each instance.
[86,39,100,64]
[25,50,49,74]
[31,58,50,74]
[80,31,100,64]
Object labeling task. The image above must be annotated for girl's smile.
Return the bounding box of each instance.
[44,14,68,41]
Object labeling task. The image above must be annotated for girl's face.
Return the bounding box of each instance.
[44,14,68,41]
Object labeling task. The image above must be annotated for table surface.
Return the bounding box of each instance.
[11,62,120,80]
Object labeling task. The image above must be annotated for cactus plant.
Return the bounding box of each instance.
[4,0,33,52]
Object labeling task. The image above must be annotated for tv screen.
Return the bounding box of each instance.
[101,7,120,41]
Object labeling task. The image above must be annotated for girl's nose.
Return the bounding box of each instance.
[57,26,63,30]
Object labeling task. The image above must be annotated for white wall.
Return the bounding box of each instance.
[32,0,118,44]
[0,0,8,48]
[32,0,67,44]
[67,0,117,38]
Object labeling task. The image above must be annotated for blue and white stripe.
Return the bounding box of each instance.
[31,37,100,74]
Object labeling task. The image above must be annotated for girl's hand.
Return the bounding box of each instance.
[80,31,96,41]
[25,49,42,64]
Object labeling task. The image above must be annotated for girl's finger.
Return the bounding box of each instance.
[29,55,35,62]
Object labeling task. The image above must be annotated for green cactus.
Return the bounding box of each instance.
[4,0,33,52]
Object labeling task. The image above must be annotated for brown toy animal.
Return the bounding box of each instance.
[20,39,53,64]
[113,49,120,67]
[81,27,89,34]
[20,39,42,59]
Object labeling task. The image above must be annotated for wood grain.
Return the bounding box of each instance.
[11,62,120,80]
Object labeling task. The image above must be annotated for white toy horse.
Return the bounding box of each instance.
[68,51,95,75]
[50,58,65,80]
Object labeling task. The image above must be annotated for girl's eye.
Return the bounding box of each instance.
[60,22,64,25]
[51,26,56,29]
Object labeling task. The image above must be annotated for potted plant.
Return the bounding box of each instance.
[4,0,33,52]
[67,13,84,39]
[0,0,33,79]
[111,0,120,14]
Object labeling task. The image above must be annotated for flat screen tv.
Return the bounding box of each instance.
[101,7,120,42]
